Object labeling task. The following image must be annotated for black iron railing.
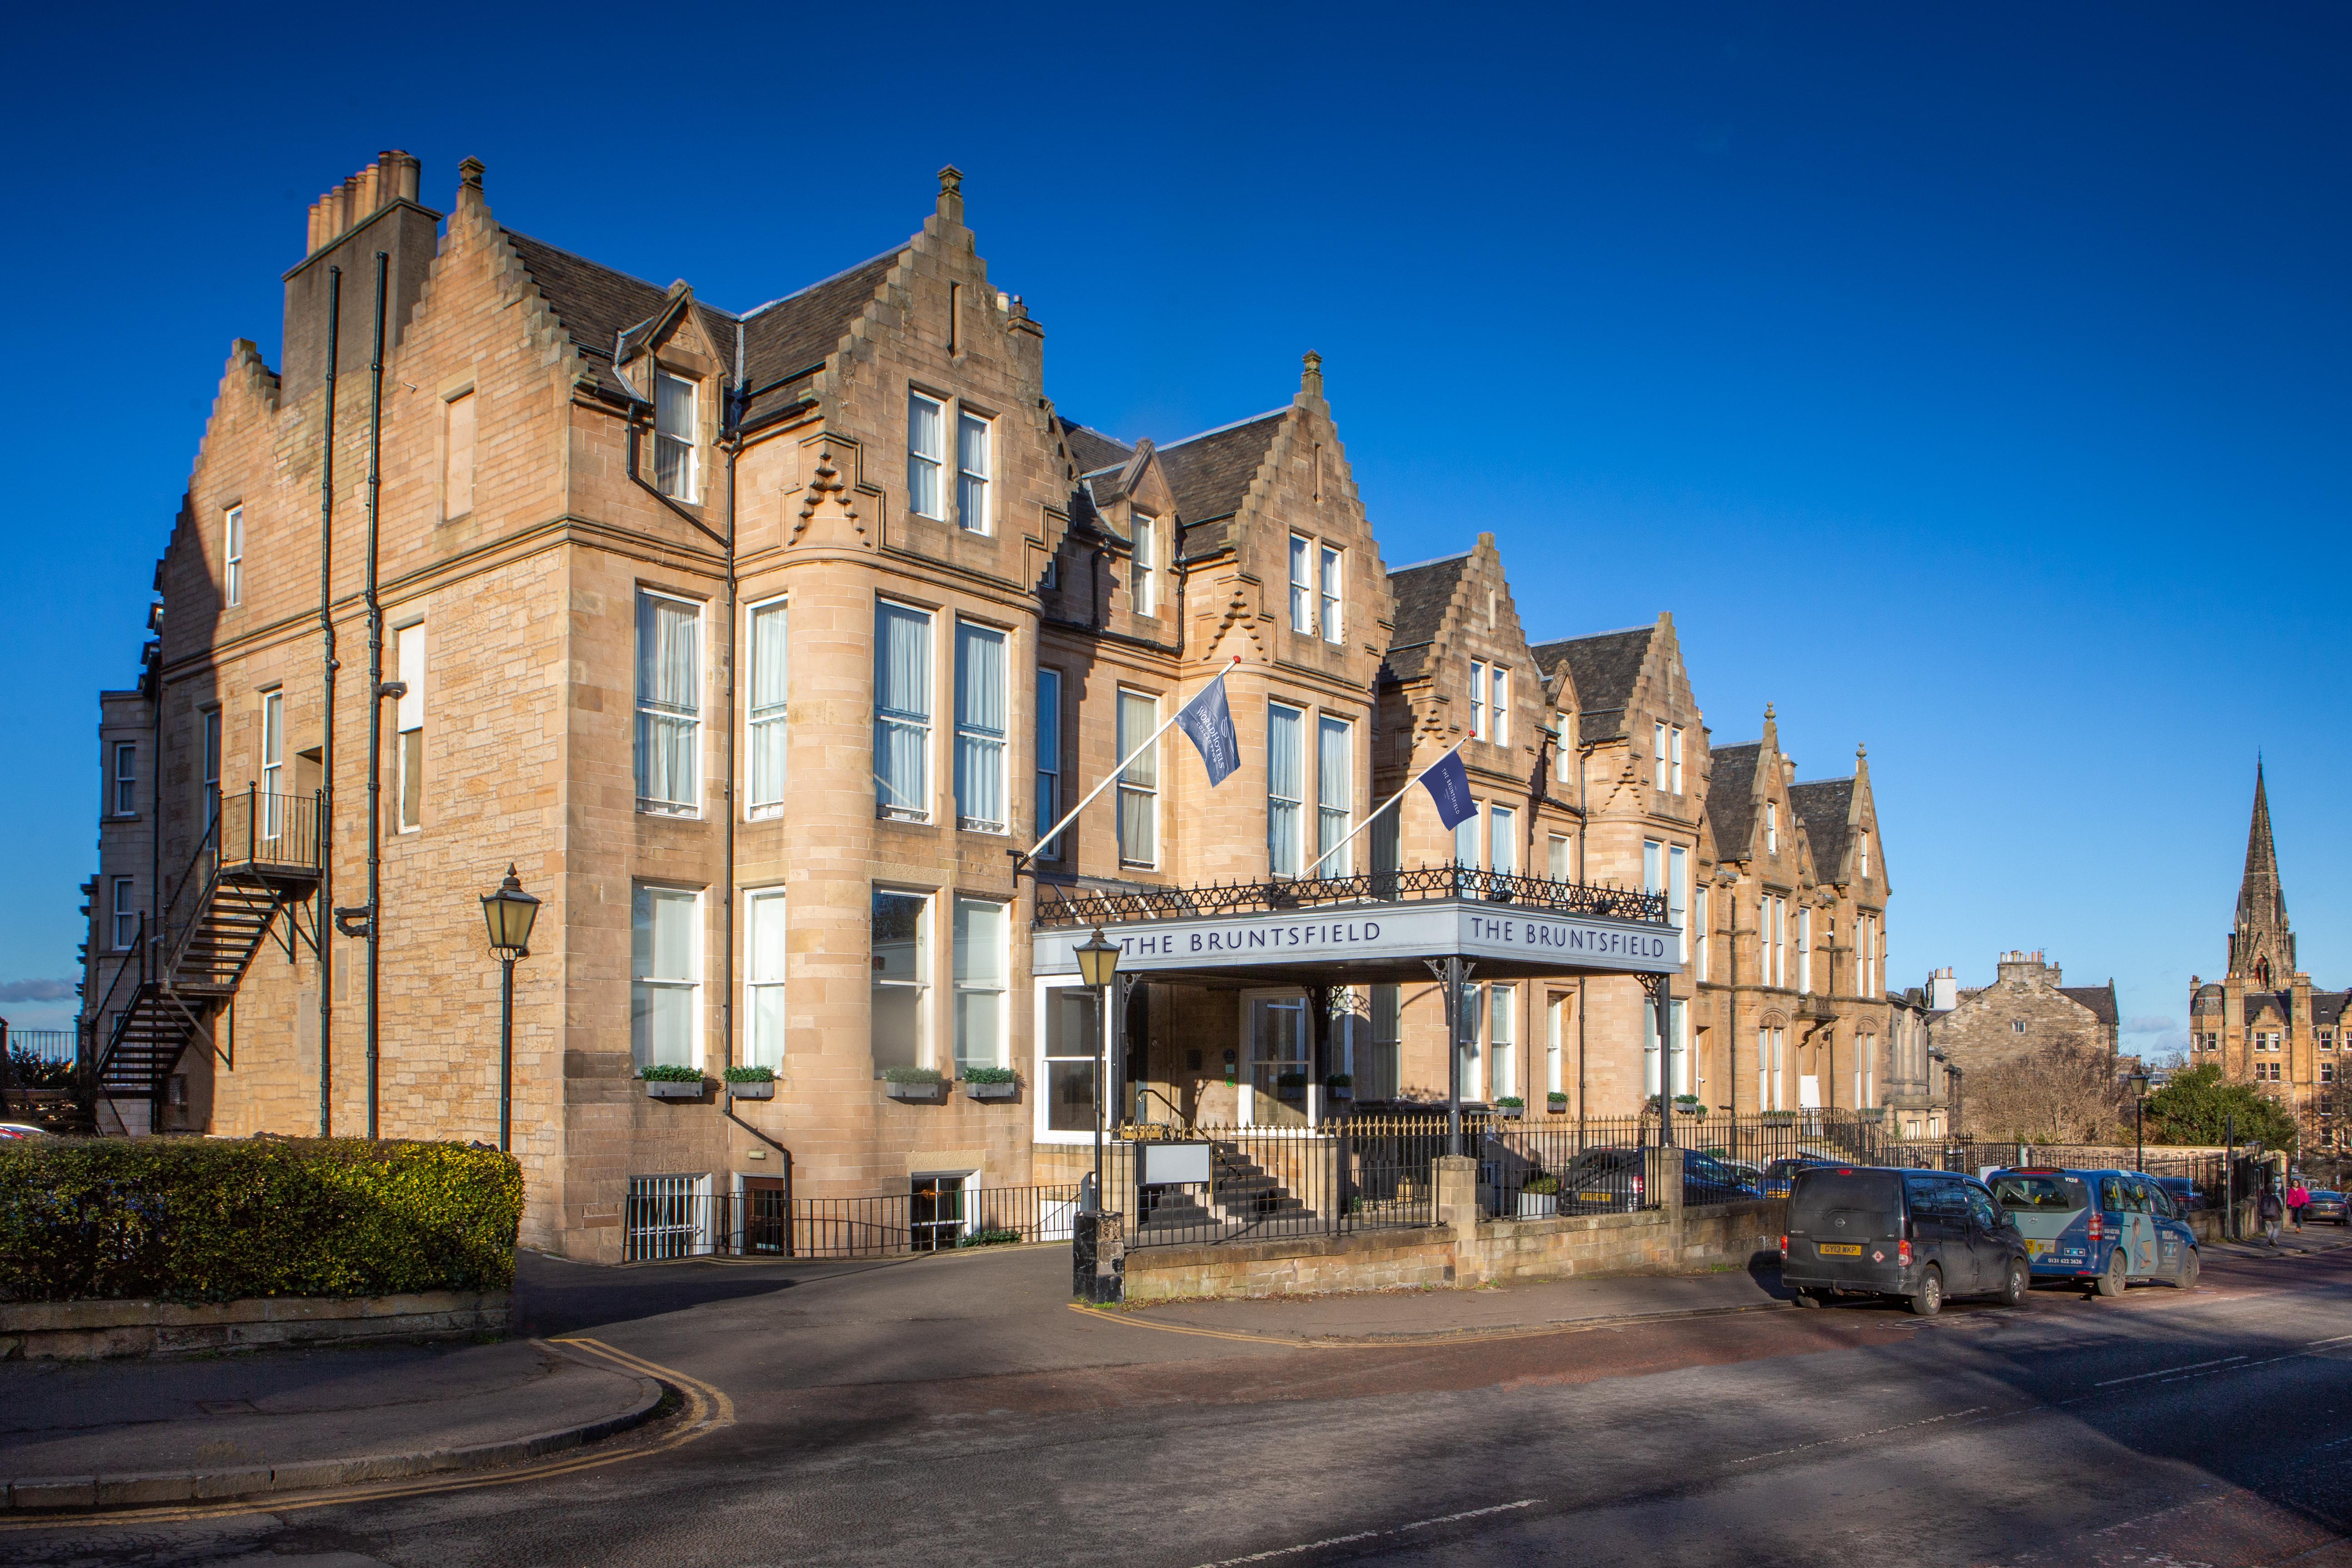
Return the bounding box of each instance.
[622,1182,1085,1262]
[1114,1124,1437,1250]
[1034,864,1669,930]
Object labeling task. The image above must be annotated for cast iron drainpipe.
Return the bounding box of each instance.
[314,263,341,1138]
[361,249,391,1140]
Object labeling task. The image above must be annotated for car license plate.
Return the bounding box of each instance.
[2027,1240,2051,1257]
[1818,1243,1862,1256]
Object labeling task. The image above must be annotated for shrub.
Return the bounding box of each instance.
[8,1047,75,1093]
[638,1064,703,1083]
[1494,1096,1525,1109]
[721,1065,775,1083]
[1522,1172,1560,1196]
[1547,1091,1569,1104]
[962,1066,1017,1085]
[881,1065,943,1085]
[956,1227,1023,1247]
[0,1138,521,1305]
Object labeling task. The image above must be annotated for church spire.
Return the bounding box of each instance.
[2230,761,2295,985]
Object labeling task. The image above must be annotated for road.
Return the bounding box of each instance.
[11,1240,2352,1567]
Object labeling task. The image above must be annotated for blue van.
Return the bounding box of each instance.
[1986,1167,2200,1293]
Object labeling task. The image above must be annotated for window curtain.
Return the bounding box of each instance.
[874,603,932,815]
[748,603,788,807]
[956,412,989,529]
[746,890,787,1069]
[954,622,1006,828]
[1454,812,1478,869]
[907,395,942,517]
[655,375,694,498]
[1036,669,1062,857]
[1118,692,1157,863]
[953,898,1006,1070]
[1316,716,1350,874]
[631,886,697,1068]
[1489,806,1516,877]
[636,595,699,808]
[1266,704,1302,876]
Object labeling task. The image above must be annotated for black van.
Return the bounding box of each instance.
[1781,1166,2032,1316]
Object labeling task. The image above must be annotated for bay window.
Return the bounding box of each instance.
[1317,715,1352,876]
[1490,984,1516,1102]
[953,897,1007,1072]
[1043,980,1100,1135]
[635,591,701,815]
[747,599,788,813]
[1267,702,1304,877]
[1489,805,1516,877]
[744,889,787,1070]
[631,884,700,1069]
[953,620,1007,832]
[113,742,136,817]
[875,601,933,821]
[871,889,930,1073]
[1669,844,1687,962]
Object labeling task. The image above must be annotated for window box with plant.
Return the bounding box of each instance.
[882,1065,948,1103]
[724,1065,776,1100]
[1325,1073,1353,1103]
[1494,1095,1525,1118]
[1760,1109,1798,1125]
[639,1064,706,1100]
[964,1065,1019,1101]
[1674,1094,1705,1118]
[1518,1171,1560,1219]
[1546,1091,1569,1115]
[1275,1070,1309,1101]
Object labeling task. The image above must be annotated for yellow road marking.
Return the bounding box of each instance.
[1070,1299,1792,1349]
[0,1337,732,1531]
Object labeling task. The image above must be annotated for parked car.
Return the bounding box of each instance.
[0,1122,57,1141]
[2151,1176,2205,1213]
[1560,1147,1767,1212]
[1763,1155,1839,1197]
[1781,1165,2030,1316]
[1987,1167,2199,1293]
[2302,1189,2348,1225]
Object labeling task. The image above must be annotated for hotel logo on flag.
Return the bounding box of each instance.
[1420,748,1476,829]
[1174,673,1240,787]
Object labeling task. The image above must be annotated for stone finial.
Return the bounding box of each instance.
[1764,702,1776,721]
[1301,350,1323,398]
[459,156,486,192]
[936,164,965,225]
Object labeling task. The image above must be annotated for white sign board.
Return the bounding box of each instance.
[1034,900,1680,979]
[1139,1142,1213,1186]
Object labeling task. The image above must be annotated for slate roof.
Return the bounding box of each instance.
[1058,419,1135,476]
[1706,742,1761,861]
[2317,991,2351,1026]
[1529,626,1653,742]
[1789,777,1855,880]
[1158,411,1284,561]
[501,228,902,426]
[2058,984,2119,1026]
[1380,553,1471,681]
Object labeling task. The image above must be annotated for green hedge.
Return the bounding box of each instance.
[0,1138,522,1304]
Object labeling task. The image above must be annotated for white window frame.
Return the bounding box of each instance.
[1289,535,1314,633]
[113,741,136,817]
[1643,839,1661,897]
[907,391,946,520]
[1490,984,1517,1103]
[1036,667,1064,861]
[952,619,1008,834]
[395,620,425,833]
[1470,660,1488,741]
[1454,804,1481,869]
[1117,689,1160,869]
[1766,802,1778,854]
[1548,833,1571,882]
[871,887,934,1074]
[260,689,284,841]
[952,895,1010,1073]
[746,596,789,817]
[223,505,243,608]
[1489,804,1517,878]
[112,875,136,951]
[1555,716,1572,783]
[1267,701,1306,878]
[1859,829,1871,877]
[1670,726,1684,794]
[743,887,788,1071]
[1797,906,1811,994]
[1489,665,1508,747]
[1694,883,1710,982]
[1654,722,1669,790]
[1669,845,1687,962]
[1035,974,1105,1145]
[956,408,992,534]
[874,599,935,823]
[1546,994,1567,1096]
[631,883,703,1071]
[635,589,703,817]
[654,371,698,503]
[1318,543,1343,642]
[1130,514,1156,616]
[202,708,222,826]
[1317,713,1353,877]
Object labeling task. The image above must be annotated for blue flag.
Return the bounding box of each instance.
[1420,748,1476,830]
[1172,673,1240,787]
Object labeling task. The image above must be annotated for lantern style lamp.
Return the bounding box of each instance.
[2128,1067,2151,1173]
[480,866,541,1152]
[1073,929,1121,1211]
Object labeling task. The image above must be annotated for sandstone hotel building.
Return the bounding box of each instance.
[78,153,1924,1259]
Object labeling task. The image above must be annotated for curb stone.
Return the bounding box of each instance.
[1,1360,664,1513]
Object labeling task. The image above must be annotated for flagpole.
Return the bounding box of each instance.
[1015,655,1241,866]
[1302,737,1470,879]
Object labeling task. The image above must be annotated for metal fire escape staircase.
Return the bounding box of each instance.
[93,788,324,1105]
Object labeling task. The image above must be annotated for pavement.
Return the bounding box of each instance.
[0,1335,662,1509]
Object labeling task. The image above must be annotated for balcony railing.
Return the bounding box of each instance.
[1035,864,1669,930]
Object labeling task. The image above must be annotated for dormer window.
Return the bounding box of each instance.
[1131,514,1157,616]
[655,372,698,501]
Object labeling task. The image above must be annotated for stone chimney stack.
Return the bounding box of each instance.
[281,150,444,404]
[1927,966,1958,1012]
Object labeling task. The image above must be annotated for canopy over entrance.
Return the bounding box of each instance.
[1032,866,1681,987]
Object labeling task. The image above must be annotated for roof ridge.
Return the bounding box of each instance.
[739,242,910,319]
[502,226,670,298]
[1159,406,1287,451]
[1387,550,1473,576]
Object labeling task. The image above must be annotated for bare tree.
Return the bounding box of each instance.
[1961,1043,2129,1144]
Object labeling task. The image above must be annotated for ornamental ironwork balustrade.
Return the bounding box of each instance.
[1032,864,1669,930]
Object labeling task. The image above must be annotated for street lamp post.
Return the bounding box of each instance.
[1074,928,1122,1215]
[479,865,541,1154]
[2128,1068,2151,1173]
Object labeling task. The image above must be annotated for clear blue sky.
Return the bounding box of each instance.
[5,4,2346,1052]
